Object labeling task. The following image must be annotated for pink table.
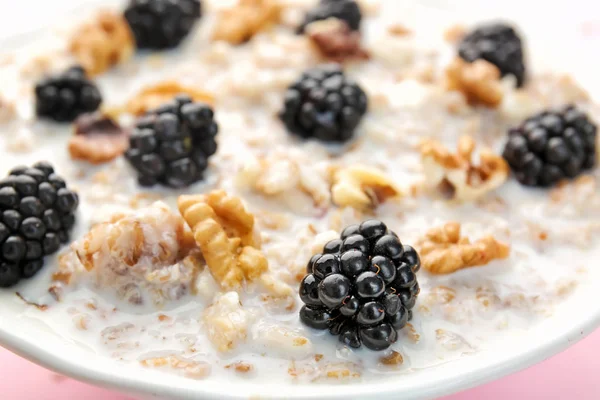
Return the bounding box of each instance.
[3,330,600,400]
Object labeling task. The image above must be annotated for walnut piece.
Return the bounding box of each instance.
[445,57,503,107]
[237,151,330,207]
[68,113,129,164]
[178,190,268,289]
[55,202,198,306]
[306,18,369,62]
[416,222,510,274]
[0,98,16,123]
[212,0,282,45]
[69,11,134,76]
[420,136,509,201]
[203,292,250,352]
[443,24,466,44]
[126,81,214,116]
[331,165,400,210]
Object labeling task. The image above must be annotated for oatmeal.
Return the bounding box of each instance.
[1,0,599,389]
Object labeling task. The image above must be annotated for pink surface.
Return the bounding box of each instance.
[2,330,600,400]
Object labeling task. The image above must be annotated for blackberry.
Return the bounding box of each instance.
[298,0,362,34]
[0,162,79,287]
[125,95,218,188]
[458,23,526,87]
[279,64,368,142]
[299,219,421,351]
[35,66,102,122]
[124,0,202,50]
[502,105,597,187]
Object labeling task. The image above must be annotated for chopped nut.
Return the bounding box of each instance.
[178,191,268,289]
[225,361,254,373]
[16,292,49,311]
[126,81,214,116]
[212,0,282,45]
[140,355,211,379]
[306,18,369,62]
[420,136,509,201]
[388,24,412,36]
[444,24,466,43]
[253,322,313,358]
[0,98,16,123]
[56,203,198,306]
[445,57,503,107]
[203,292,250,352]
[416,222,510,274]
[237,152,330,207]
[69,11,134,76]
[380,350,403,366]
[68,113,129,164]
[331,165,400,210]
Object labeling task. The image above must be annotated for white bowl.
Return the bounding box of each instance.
[0,1,599,399]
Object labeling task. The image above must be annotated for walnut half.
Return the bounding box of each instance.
[416,222,510,274]
[420,136,509,202]
[126,81,214,116]
[69,11,134,76]
[445,57,503,107]
[212,0,282,45]
[331,165,401,210]
[178,190,268,289]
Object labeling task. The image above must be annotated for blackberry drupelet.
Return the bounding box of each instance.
[298,0,362,33]
[125,95,218,188]
[279,64,368,142]
[502,105,597,187]
[124,0,202,50]
[0,162,79,288]
[35,66,102,122]
[458,23,526,87]
[299,219,421,351]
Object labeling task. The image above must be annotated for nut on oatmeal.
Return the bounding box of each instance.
[212,0,282,45]
[178,190,268,288]
[420,136,509,201]
[237,152,330,207]
[445,57,503,107]
[306,18,369,62]
[68,113,129,164]
[69,11,135,76]
[203,292,250,352]
[416,222,510,274]
[56,202,198,305]
[331,165,400,209]
[126,81,214,116]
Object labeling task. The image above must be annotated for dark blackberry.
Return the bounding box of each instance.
[124,0,202,50]
[279,64,368,142]
[503,105,597,187]
[458,23,526,87]
[35,66,102,122]
[298,0,362,34]
[0,162,79,287]
[298,219,421,350]
[125,95,218,188]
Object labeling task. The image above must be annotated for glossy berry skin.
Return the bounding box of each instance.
[503,106,597,187]
[124,0,202,50]
[318,274,352,309]
[298,0,362,33]
[0,162,79,287]
[298,220,421,350]
[458,23,526,87]
[35,66,102,122]
[279,64,368,143]
[300,305,331,330]
[125,95,218,188]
